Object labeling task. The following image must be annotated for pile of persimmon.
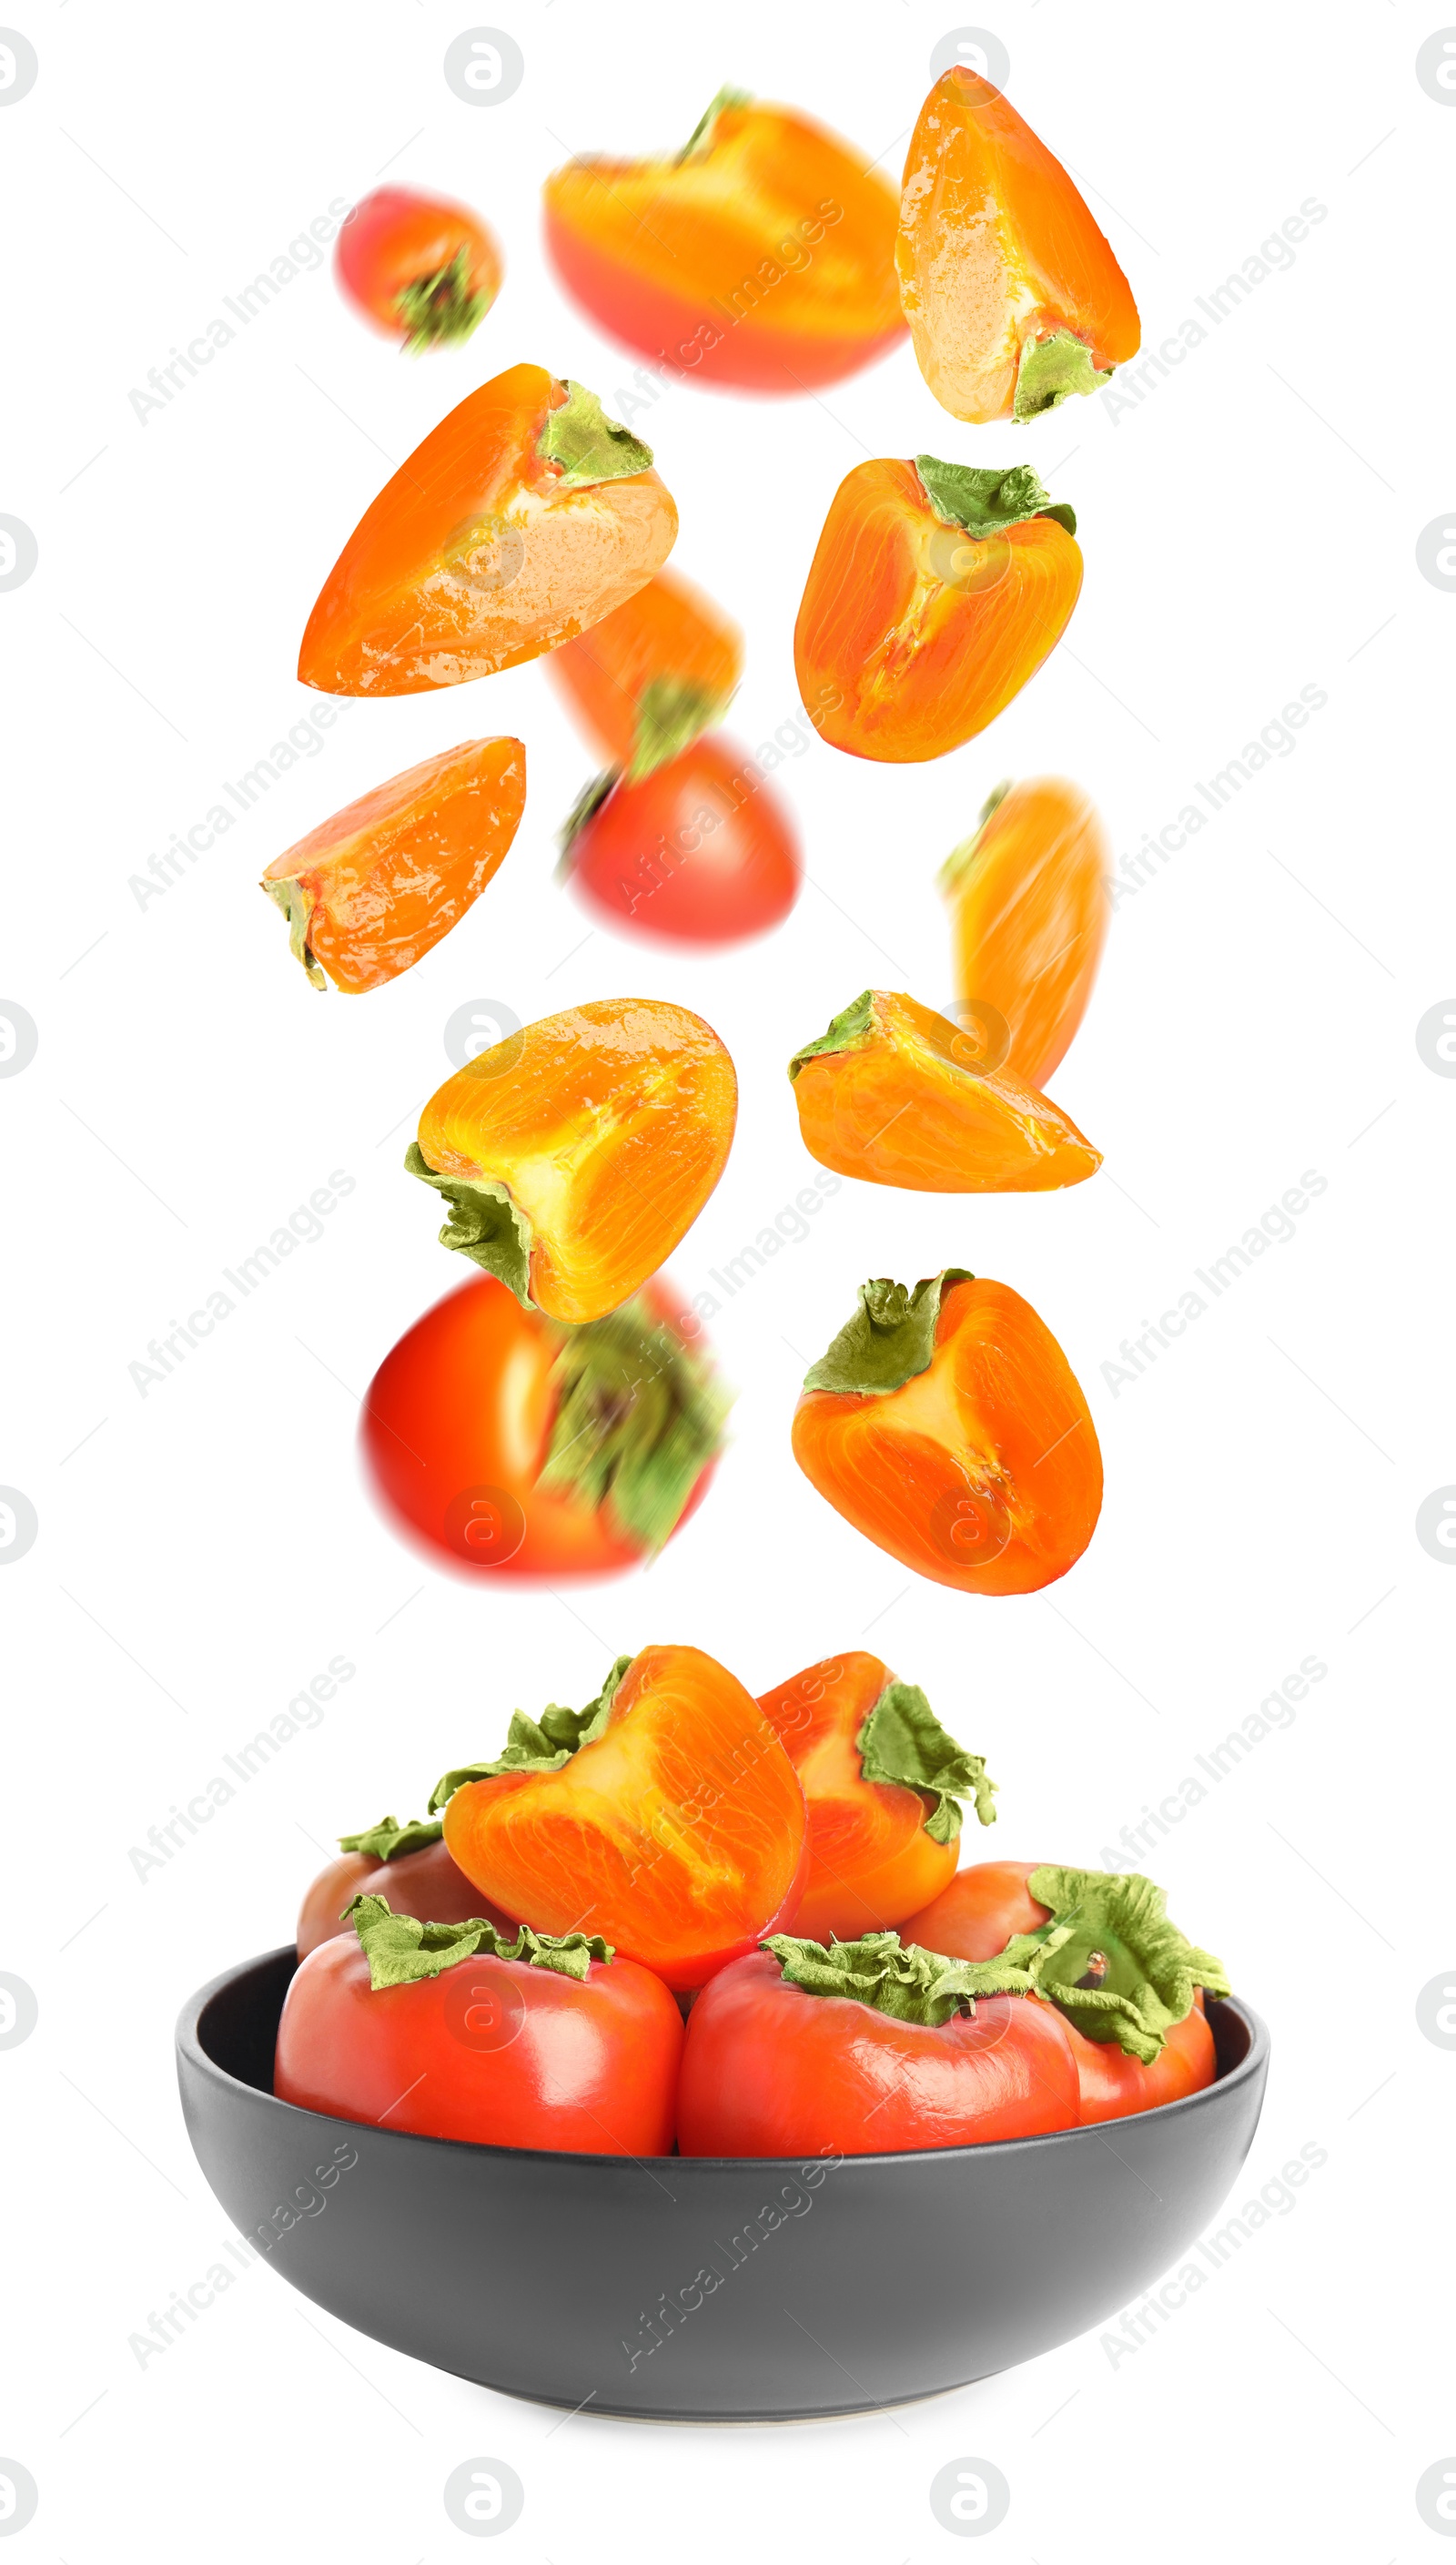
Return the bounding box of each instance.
[280,1642,1231,2156]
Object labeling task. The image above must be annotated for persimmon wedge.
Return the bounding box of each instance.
[261,736,525,992]
[548,568,743,776]
[897,68,1141,424]
[794,456,1081,763]
[792,1270,1102,1596]
[757,1651,995,1941]
[407,997,737,1323]
[941,779,1110,1088]
[789,988,1100,1191]
[298,364,678,696]
[543,88,905,393]
[435,1646,809,1990]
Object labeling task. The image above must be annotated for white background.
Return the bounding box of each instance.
[2,0,1451,2555]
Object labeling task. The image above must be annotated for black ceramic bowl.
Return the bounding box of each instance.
[177,1947,1269,2423]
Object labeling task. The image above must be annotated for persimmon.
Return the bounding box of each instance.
[261,735,525,993]
[940,779,1109,1088]
[792,1270,1102,1597]
[548,568,742,776]
[756,1651,995,1941]
[543,88,905,393]
[298,364,678,696]
[897,1860,1228,2122]
[334,186,502,352]
[407,997,737,1324]
[788,987,1100,1192]
[560,736,801,947]
[896,68,1141,424]
[435,1645,809,1991]
[296,1819,510,1958]
[359,1272,727,1578]
[794,455,1081,763]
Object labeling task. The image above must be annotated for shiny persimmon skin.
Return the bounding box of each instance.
[548,569,743,765]
[792,1276,1102,1597]
[359,1272,715,1578]
[263,736,526,993]
[757,1652,957,1941]
[896,70,1141,424]
[417,997,737,1323]
[794,460,1082,763]
[297,1837,515,1959]
[896,1861,1217,2123]
[677,1953,1080,2154]
[792,988,1100,1192]
[442,1645,809,1991]
[275,1928,682,2153]
[543,98,905,392]
[335,187,501,344]
[945,779,1109,1088]
[298,363,678,696]
[564,737,801,947]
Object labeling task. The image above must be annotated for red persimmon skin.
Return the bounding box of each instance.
[675,1950,1080,2155]
[335,188,502,343]
[1068,2002,1216,2124]
[565,736,801,946]
[895,1859,1048,1957]
[296,1839,514,1959]
[275,1930,682,2153]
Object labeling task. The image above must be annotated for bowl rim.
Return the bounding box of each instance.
[177,1942,1270,2177]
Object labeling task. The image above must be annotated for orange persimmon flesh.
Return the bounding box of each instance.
[298,363,677,696]
[942,778,1109,1088]
[789,988,1100,1192]
[794,458,1081,763]
[441,1644,809,1989]
[897,68,1141,424]
[543,91,905,393]
[757,1652,961,1939]
[793,1272,1102,1597]
[413,997,737,1324]
[548,568,743,770]
[261,736,526,994]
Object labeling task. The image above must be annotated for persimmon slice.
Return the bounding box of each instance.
[262,736,525,993]
[436,1646,809,1990]
[409,996,736,1325]
[789,988,1100,1191]
[941,778,1109,1087]
[548,568,743,776]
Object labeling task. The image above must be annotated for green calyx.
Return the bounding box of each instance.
[629,677,731,780]
[539,1297,729,1555]
[763,1929,1033,2028]
[538,380,654,486]
[429,1656,634,1810]
[347,1893,612,1991]
[678,86,751,160]
[938,781,1013,896]
[802,1271,974,1398]
[264,877,327,990]
[1000,1867,1232,2063]
[339,1815,444,1863]
[856,1682,996,1845]
[404,1141,534,1305]
[557,767,620,875]
[787,989,879,1081]
[1013,328,1113,422]
[393,247,496,354]
[915,455,1077,542]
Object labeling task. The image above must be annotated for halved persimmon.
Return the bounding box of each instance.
[792,1270,1102,1596]
[543,89,905,393]
[941,779,1109,1088]
[897,68,1141,424]
[435,1645,809,1990]
[794,455,1081,763]
[261,735,526,992]
[548,568,743,776]
[298,364,677,696]
[408,996,737,1324]
[788,988,1100,1192]
[757,1651,995,1941]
